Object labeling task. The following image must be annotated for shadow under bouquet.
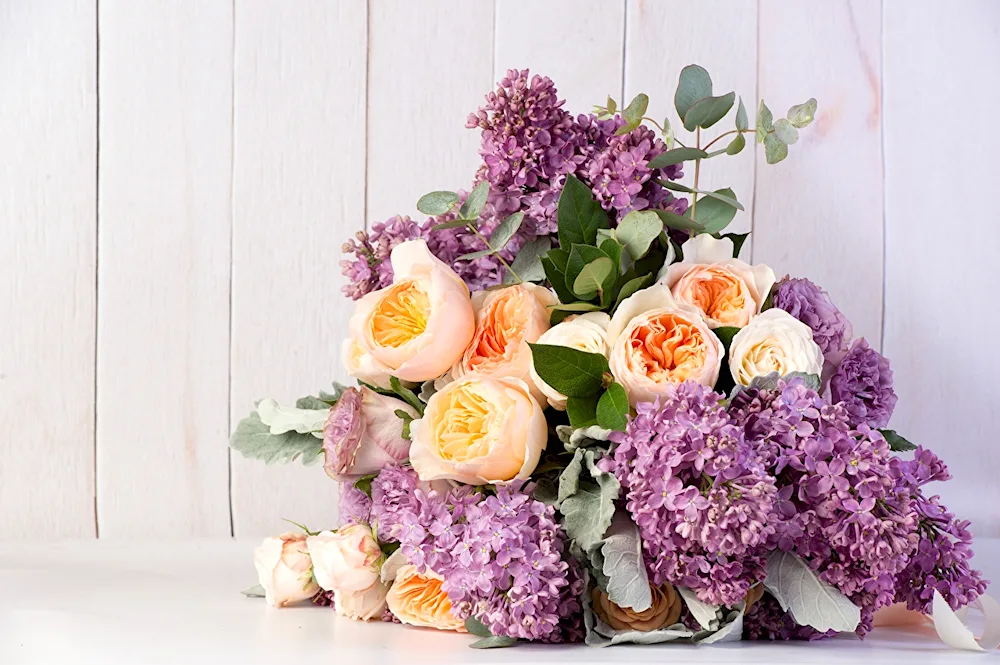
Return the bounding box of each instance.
[231,65,992,650]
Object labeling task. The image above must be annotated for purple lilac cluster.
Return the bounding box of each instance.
[772,278,853,362]
[729,377,919,637]
[600,381,777,606]
[892,447,987,612]
[342,69,689,299]
[395,483,585,643]
[830,338,898,429]
[339,483,372,526]
[368,464,422,543]
[744,594,835,641]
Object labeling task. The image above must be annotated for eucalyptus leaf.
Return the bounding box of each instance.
[431,219,472,230]
[683,91,736,131]
[558,174,610,248]
[317,382,347,405]
[241,584,266,598]
[646,147,708,169]
[688,188,739,234]
[550,302,603,313]
[416,190,459,216]
[566,244,613,300]
[457,247,496,261]
[662,116,675,148]
[612,273,653,314]
[879,429,917,452]
[652,208,706,232]
[459,181,489,219]
[596,382,629,431]
[787,98,818,128]
[256,399,329,435]
[470,636,518,649]
[622,93,649,125]
[674,64,713,120]
[504,236,549,284]
[606,96,617,115]
[764,132,788,164]
[726,133,746,155]
[616,210,663,261]
[230,411,324,466]
[566,394,600,429]
[735,96,748,131]
[764,551,861,633]
[601,512,652,611]
[773,118,800,145]
[573,257,614,301]
[757,100,774,142]
[464,616,493,637]
[528,343,609,398]
[489,211,524,251]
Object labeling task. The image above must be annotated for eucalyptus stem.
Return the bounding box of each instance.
[641,116,665,134]
[690,128,702,237]
[702,127,755,152]
[467,224,522,283]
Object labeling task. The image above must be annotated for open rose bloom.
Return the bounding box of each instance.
[232,68,991,653]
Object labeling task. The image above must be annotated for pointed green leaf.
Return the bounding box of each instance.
[659,184,743,211]
[757,100,774,142]
[735,96,748,131]
[712,326,741,351]
[622,93,649,125]
[488,211,524,251]
[557,174,610,247]
[688,188,740,234]
[662,116,675,148]
[606,96,617,115]
[787,98,818,128]
[464,616,493,638]
[726,132,746,155]
[550,302,603,313]
[528,343,610,398]
[457,247,496,261]
[646,147,708,169]
[652,208,706,232]
[566,394,600,429]
[459,181,489,219]
[879,429,917,452]
[612,273,653,314]
[416,191,459,216]
[773,118,799,145]
[683,91,736,131]
[674,64,713,119]
[719,232,750,258]
[504,236,550,284]
[596,382,629,431]
[764,133,789,164]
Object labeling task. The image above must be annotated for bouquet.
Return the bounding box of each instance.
[231,66,994,650]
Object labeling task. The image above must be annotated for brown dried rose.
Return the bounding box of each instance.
[745,583,765,610]
[591,582,683,632]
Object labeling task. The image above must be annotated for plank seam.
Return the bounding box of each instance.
[227,0,237,539]
[878,0,887,353]
[620,0,627,103]
[93,0,102,539]
[749,0,761,265]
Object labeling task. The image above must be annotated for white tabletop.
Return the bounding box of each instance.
[1,539,998,664]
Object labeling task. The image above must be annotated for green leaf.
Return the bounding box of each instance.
[646,147,708,169]
[241,584,266,598]
[394,409,414,439]
[601,512,652,611]
[773,118,799,145]
[719,232,750,258]
[566,244,612,300]
[674,64,713,120]
[504,236,550,284]
[688,188,739,234]
[317,383,347,405]
[464,616,493,638]
[712,326,741,351]
[761,285,775,311]
[683,91,736,131]
[612,273,653,314]
[660,185,743,211]
[599,237,623,272]
[256,399,329,435]
[757,100,774,142]
[764,133,789,164]
[566,394,600,429]
[596,382,629,431]
[662,116,675,148]
[606,96,617,115]
[354,473,377,497]
[879,429,917,452]
[295,395,329,410]
[622,93,649,125]
[489,211,524,251]
[541,248,574,303]
[230,411,324,466]
[459,181,489,219]
[559,451,620,552]
[652,208,706,232]
[389,376,424,415]
[416,191,459,216]
[470,636,518,649]
[787,98,818,128]
[726,132,746,155]
[764,551,861,633]
[431,219,472,230]
[557,174,610,248]
[528,343,610,398]
[658,180,694,194]
[558,448,586,504]
[735,96,748,131]
[573,257,614,301]
[550,302,603,313]
[616,210,664,261]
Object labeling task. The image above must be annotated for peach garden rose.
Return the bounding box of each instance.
[385,564,466,632]
[658,234,775,329]
[342,239,475,388]
[606,285,724,405]
[408,374,545,484]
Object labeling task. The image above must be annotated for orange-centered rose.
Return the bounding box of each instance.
[451,283,556,403]
[591,583,683,632]
[386,565,466,632]
[607,285,723,405]
[659,234,775,328]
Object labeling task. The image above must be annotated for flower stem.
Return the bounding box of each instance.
[690,128,702,238]
[467,224,522,284]
[701,128,755,152]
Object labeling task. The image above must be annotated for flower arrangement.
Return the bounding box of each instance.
[231,66,995,650]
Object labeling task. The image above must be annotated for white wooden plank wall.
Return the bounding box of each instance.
[2,0,998,540]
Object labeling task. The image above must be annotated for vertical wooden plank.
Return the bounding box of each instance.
[625,0,757,251]
[366,0,495,223]
[494,0,624,112]
[883,1,1000,535]
[96,0,233,537]
[754,0,883,344]
[230,0,367,537]
[0,0,97,539]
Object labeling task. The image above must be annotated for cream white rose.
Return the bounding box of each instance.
[658,234,775,329]
[607,285,724,405]
[253,532,319,607]
[342,239,475,387]
[451,283,557,403]
[306,524,382,593]
[335,580,389,621]
[409,374,546,484]
[529,311,610,410]
[728,308,824,385]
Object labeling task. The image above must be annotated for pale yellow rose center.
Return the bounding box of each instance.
[370,280,430,348]
[626,311,708,384]
[673,265,752,327]
[433,383,494,462]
